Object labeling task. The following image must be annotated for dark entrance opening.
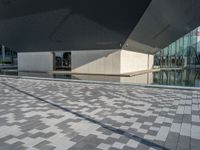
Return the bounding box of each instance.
[63,52,71,71]
[55,51,71,71]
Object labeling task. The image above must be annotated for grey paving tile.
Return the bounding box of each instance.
[182,114,191,123]
[191,125,200,139]
[190,138,200,150]
[177,136,190,150]
[34,140,56,150]
[164,132,179,150]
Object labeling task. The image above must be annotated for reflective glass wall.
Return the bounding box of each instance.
[154,28,199,68]
[0,45,17,65]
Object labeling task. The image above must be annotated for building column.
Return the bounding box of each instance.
[52,52,56,71]
[2,45,5,63]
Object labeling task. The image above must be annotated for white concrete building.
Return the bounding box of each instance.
[18,52,54,72]
[18,49,154,75]
[71,49,153,74]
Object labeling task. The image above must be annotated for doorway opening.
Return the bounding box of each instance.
[54,51,71,71]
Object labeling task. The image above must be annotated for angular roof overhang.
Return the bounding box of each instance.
[0,0,200,54]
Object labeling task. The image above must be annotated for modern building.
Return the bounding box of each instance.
[1,1,200,74]
[154,27,200,68]
[18,51,71,72]
[18,50,154,74]
[17,26,200,73]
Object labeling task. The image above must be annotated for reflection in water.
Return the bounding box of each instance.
[0,70,153,85]
[71,73,153,85]
[0,69,200,87]
[153,69,200,87]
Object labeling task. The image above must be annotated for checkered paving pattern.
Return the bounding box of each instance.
[0,77,200,150]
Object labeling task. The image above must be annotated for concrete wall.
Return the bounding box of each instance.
[120,50,154,73]
[71,50,121,74]
[71,49,154,74]
[17,49,154,74]
[18,52,53,72]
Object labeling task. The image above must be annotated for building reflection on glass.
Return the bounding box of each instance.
[153,26,200,87]
[154,27,200,68]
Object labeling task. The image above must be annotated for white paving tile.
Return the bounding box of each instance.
[126,139,139,148]
[155,126,170,141]
[112,142,125,149]
[97,143,110,150]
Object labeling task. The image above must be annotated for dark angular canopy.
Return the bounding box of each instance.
[0,0,200,54]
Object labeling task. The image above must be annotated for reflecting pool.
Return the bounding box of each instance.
[153,69,200,87]
[0,69,200,87]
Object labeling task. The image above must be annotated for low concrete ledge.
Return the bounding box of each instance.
[48,69,160,77]
[124,69,160,76]
[17,70,48,73]
[160,68,183,70]
[48,71,130,77]
[0,65,17,69]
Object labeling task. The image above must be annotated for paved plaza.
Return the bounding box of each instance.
[0,77,200,150]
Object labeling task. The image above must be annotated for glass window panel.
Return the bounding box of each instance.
[183,34,189,56]
[176,39,180,55]
[179,37,184,55]
[168,45,171,56]
[163,47,168,56]
[184,34,189,48]
[171,42,176,55]
[191,29,197,46]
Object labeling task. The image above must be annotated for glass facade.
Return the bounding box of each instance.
[0,45,17,65]
[154,27,200,68]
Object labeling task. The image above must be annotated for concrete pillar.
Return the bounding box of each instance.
[147,54,150,70]
[2,45,5,63]
[120,50,154,73]
[52,52,56,70]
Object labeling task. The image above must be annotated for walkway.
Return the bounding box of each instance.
[0,77,199,150]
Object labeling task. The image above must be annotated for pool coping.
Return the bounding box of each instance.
[0,74,200,91]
